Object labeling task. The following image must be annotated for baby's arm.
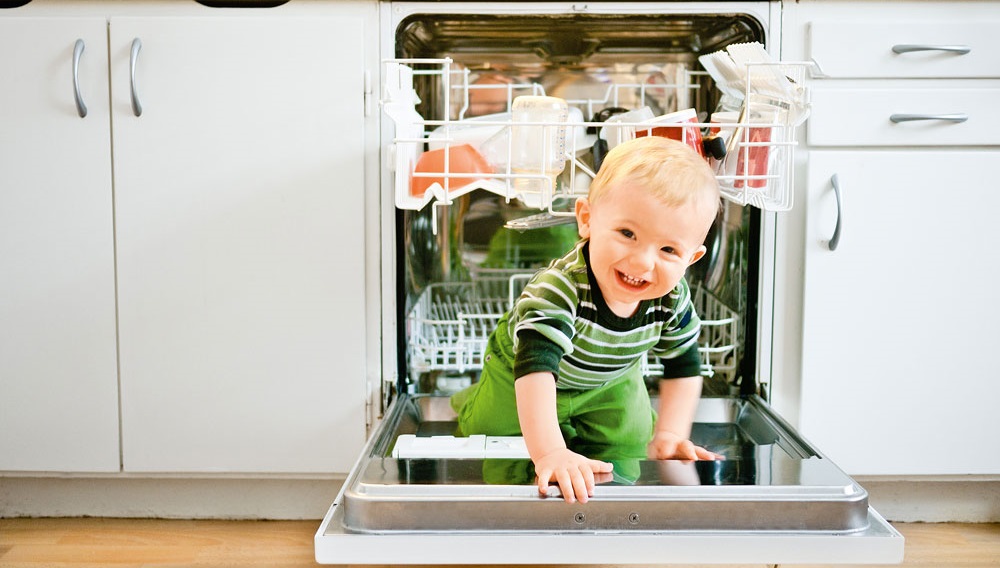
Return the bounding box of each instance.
[648,376,723,461]
[515,372,613,503]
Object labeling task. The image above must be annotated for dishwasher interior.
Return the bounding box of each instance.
[323,4,894,547]
[390,10,800,406]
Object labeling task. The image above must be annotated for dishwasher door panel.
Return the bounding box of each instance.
[314,395,904,564]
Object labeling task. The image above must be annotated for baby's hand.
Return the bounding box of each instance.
[647,431,724,461]
[533,448,613,504]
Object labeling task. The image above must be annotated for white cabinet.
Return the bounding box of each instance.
[800,151,1000,475]
[111,15,370,474]
[1,3,374,474]
[782,0,1000,475]
[0,18,120,472]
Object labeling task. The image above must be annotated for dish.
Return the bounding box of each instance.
[410,144,494,197]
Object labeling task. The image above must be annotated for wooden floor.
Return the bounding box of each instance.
[0,518,997,567]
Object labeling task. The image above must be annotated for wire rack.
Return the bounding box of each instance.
[714,61,812,210]
[383,58,812,217]
[406,271,738,382]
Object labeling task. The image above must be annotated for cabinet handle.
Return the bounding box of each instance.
[72,39,88,118]
[889,113,968,124]
[129,38,143,117]
[891,44,971,55]
[827,174,843,252]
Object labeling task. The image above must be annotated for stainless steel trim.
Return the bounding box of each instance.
[72,39,88,118]
[316,496,904,565]
[129,38,143,117]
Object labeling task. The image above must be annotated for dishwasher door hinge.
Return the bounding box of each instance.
[363,70,373,117]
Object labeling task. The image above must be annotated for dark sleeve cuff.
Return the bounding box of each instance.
[513,329,563,380]
[659,344,703,379]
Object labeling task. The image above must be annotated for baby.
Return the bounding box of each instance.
[451,136,723,503]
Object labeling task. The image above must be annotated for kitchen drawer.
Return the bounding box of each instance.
[809,20,1000,79]
[807,87,1000,147]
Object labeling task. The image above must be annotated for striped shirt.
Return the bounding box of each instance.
[505,240,702,390]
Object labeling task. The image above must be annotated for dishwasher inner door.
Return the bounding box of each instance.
[316,394,903,564]
[345,394,869,533]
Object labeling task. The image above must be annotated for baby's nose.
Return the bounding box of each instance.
[630,248,656,272]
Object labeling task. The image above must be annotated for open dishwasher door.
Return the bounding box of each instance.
[318,1,902,563]
[316,394,902,565]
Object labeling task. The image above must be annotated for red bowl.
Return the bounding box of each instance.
[410,144,493,197]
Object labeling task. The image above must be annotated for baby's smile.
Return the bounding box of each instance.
[616,269,649,290]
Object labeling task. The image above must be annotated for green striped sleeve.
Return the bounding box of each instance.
[509,249,585,378]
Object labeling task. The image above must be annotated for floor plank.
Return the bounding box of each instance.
[0,519,997,567]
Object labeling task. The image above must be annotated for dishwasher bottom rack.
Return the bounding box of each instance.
[406,277,739,381]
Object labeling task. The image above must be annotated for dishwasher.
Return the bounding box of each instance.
[316,1,904,564]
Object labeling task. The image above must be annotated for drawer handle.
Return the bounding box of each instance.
[891,44,971,55]
[890,113,969,124]
[827,174,842,252]
[130,38,143,117]
[72,39,88,118]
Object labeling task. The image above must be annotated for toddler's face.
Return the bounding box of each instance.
[576,182,713,318]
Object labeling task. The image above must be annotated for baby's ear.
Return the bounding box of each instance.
[575,198,592,239]
[688,245,707,265]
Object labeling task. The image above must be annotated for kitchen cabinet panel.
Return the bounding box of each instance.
[0,18,120,472]
[807,87,1000,147]
[800,150,1000,476]
[809,19,1000,79]
[111,16,369,473]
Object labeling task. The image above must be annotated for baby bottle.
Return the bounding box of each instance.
[509,95,569,204]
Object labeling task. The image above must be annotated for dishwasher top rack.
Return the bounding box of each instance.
[382,58,812,217]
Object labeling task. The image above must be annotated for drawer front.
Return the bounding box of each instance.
[807,88,1000,146]
[809,20,1000,79]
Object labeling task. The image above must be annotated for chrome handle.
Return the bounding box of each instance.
[892,44,971,55]
[72,39,87,118]
[129,38,143,117]
[828,174,842,252]
[890,113,968,123]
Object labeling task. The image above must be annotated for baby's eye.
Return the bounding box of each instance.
[661,246,676,255]
[619,228,635,239]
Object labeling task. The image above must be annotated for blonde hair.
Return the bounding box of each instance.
[589,136,720,213]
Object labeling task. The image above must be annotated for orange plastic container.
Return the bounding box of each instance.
[410,144,493,197]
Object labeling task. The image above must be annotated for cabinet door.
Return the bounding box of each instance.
[800,150,1000,475]
[0,18,120,472]
[111,15,369,473]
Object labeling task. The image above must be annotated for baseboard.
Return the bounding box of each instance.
[0,476,344,520]
[857,477,1000,523]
